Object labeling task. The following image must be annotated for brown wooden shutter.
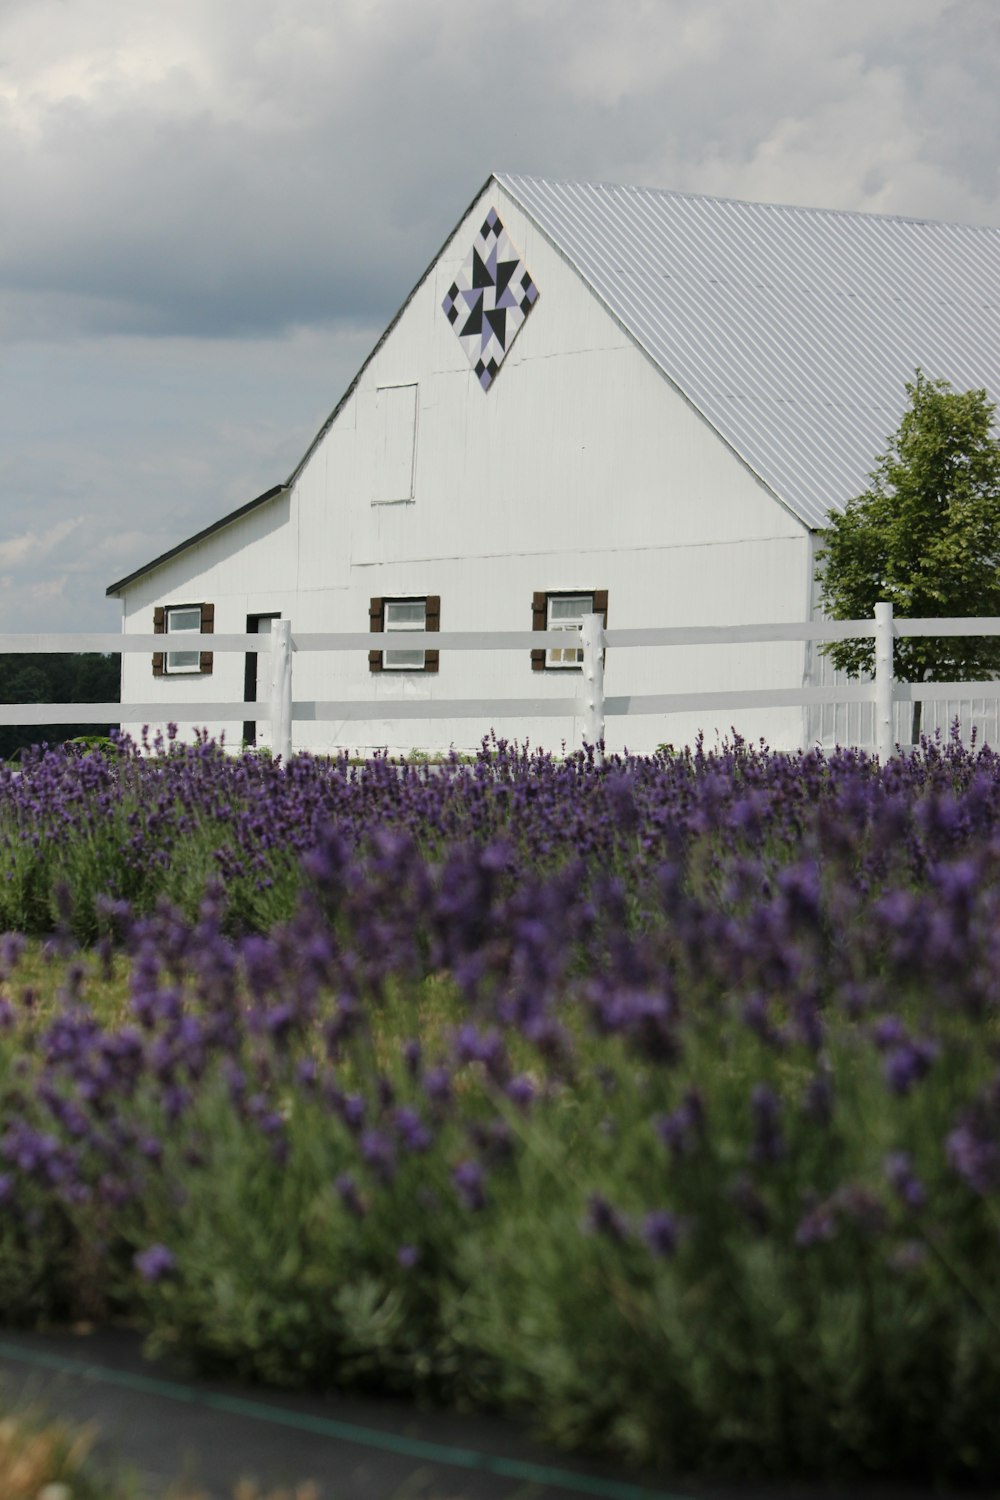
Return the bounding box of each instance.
[199,602,215,675]
[424,595,440,673]
[531,591,547,671]
[593,589,609,627]
[152,606,165,676]
[369,597,384,672]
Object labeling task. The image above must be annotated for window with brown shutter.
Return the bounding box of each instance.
[531,591,609,670]
[370,596,439,672]
[154,603,216,675]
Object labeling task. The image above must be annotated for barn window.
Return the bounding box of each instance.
[369,596,440,673]
[531,591,608,671]
[153,603,214,676]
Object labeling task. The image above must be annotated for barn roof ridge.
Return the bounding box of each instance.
[500,170,1000,235]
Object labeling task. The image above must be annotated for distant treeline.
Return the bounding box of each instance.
[0,654,121,760]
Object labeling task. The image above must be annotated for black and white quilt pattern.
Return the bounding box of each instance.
[442,208,539,390]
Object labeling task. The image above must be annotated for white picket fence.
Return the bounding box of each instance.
[2,604,1000,763]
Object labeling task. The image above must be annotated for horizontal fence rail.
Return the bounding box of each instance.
[2,606,999,762]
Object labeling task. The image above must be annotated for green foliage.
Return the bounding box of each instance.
[0,654,120,761]
[816,373,1000,737]
[3,960,998,1482]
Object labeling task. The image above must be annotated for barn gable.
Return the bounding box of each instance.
[109,171,1000,602]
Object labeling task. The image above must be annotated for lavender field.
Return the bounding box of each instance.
[0,730,998,1483]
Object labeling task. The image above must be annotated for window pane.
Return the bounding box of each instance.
[168,608,201,633]
[384,648,426,669]
[549,596,591,622]
[167,650,200,670]
[385,600,426,628]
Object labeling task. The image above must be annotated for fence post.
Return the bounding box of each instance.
[270,619,293,764]
[580,612,606,764]
[874,601,894,763]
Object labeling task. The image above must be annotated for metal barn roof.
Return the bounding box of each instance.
[498,173,1000,530]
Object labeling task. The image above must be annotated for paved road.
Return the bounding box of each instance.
[0,1327,979,1500]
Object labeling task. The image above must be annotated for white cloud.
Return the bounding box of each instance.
[0,518,84,569]
[29,575,68,603]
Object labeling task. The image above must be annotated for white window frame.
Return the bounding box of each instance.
[165,605,203,674]
[384,598,427,670]
[546,594,593,669]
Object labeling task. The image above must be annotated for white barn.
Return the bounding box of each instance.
[107,172,1000,756]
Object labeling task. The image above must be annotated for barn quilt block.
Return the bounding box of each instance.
[442,208,539,390]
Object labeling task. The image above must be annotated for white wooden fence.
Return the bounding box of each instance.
[2,604,1000,763]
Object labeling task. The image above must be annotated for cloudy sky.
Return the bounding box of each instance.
[2,0,998,631]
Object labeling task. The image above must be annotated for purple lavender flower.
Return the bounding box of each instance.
[504,1074,537,1110]
[947,1122,1000,1195]
[137,1135,164,1163]
[654,1089,706,1159]
[360,1128,397,1183]
[340,1093,366,1133]
[883,1039,937,1096]
[642,1209,678,1258]
[833,1183,886,1234]
[453,1023,508,1080]
[871,1015,908,1050]
[295,1058,319,1089]
[729,1173,770,1235]
[749,1084,785,1165]
[452,1159,486,1211]
[423,1066,453,1108]
[134,1243,176,1283]
[98,1175,132,1208]
[334,1171,366,1219]
[795,1203,837,1248]
[397,1244,420,1269]
[884,1151,926,1210]
[791,993,824,1051]
[741,993,785,1050]
[583,1192,629,1242]
[393,1106,433,1154]
[0,932,26,978]
[801,1069,834,1127]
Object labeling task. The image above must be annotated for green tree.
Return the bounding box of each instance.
[816,371,1000,745]
[0,654,120,762]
